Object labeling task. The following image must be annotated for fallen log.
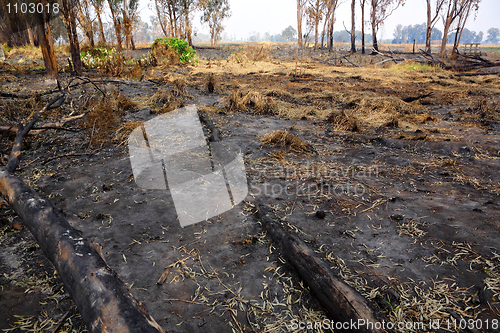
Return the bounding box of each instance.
[254,203,384,333]
[0,168,164,333]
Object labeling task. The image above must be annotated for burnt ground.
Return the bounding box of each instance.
[1,44,500,332]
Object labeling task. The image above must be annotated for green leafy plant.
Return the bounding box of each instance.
[152,37,197,64]
[80,47,123,73]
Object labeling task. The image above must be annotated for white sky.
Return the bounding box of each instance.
[138,0,499,41]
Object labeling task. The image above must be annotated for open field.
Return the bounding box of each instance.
[1,42,500,332]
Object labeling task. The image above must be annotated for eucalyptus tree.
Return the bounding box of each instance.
[200,0,230,46]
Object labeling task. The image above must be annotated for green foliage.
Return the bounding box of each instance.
[394,62,440,72]
[80,47,122,70]
[152,37,197,64]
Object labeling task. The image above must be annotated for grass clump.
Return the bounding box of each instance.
[326,110,359,132]
[151,37,197,64]
[260,129,314,154]
[114,120,144,145]
[149,90,183,114]
[222,90,276,114]
[83,91,136,144]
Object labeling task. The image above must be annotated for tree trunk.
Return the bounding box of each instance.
[371,0,378,51]
[254,204,383,333]
[155,0,168,37]
[425,0,432,53]
[314,18,319,48]
[0,170,165,333]
[297,0,303,48]
[38,7,58,79]
[86,30,95,48]
[321,12,329,49]
[61,0,82,75]
[351,0,356,53]
[27,27,35,46]
[130,34,135,50]
[328,13,334,51]
[440,15,453,58]
[371,22,378,51]
[96,11,106,46]
[361,0,365,54]
[123,0,132,49]
[184,6,193,47]
[107,0,123,75]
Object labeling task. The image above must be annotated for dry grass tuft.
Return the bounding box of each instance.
[114,120,144,145]
[82,91,137,144]
[149,90,175,106]
[326,110,359,132]
[149,90,183,114]
[124,63,143,81]
[113,91,137,111]
[221,90,277,114]
[206,73,216,93]
[228,49,249,64]
[260,129,314,154]
[242,91,276,114]
[473,97,500,121]
[84,98,123,144]
[226,90,244,111]
[228,45,271,63]
[150,41,180,66]
[245,45,271,62]
[171,75,187,96]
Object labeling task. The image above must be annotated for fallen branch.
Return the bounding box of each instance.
[0,169,164,333]
[254,203,383,333]
[375,58,404,66]
[0,113,86,137]
[7,94,65,172]
[0,92,32,99]
[455,51,490,63]
[419,49,447,68]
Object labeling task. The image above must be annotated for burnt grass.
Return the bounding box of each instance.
[1,44,500,332]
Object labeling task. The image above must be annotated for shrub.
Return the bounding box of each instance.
[151,37,197,64]
[80,47,122,73]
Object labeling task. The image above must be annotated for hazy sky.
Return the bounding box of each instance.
[139,0,499,41]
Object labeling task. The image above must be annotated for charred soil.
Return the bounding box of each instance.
[1,44,500,332]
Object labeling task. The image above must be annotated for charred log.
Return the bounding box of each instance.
[254,203,384,333]
[0,170,164,333]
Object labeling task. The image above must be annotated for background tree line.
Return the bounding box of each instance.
[295,0,493,57]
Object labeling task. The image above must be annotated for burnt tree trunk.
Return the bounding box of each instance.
[0,93,164,332]
[361,0,365,54]
[61,0,82,76]
[107,0,123,75]
[0,170,164,333]
[38,2,58,79]
[351,0,356,53]
[254,203,383,333]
